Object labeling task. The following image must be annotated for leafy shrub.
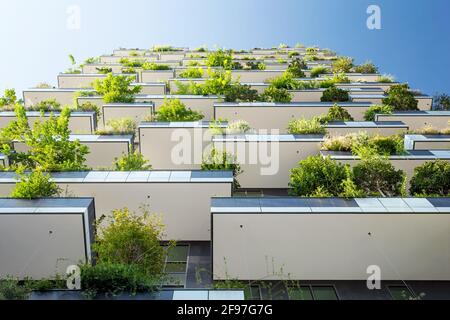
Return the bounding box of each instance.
[332,57,354,73]
[80,263,159,298]
[179,67,203,78]
[93,73,141,104]
[202,147,242,190]
[153,99,203,122]
[102,118,137,135]
[286,58,306,77]
[0,88,17,107]
[382,84,419,111]
[321,134,355,152]
[96,67,113,74]
[11,169,61,199]
[260,86,292,103]
[224,84,260,102]
[363,104,394,121]
[319,104,354,123]
[206,49,233,69]
[320,73,351,88]
[93,207,166,277]
[268,72,299,90]
[30,99,61,112]
[0,278,31,300]
[287,117,326,135]
[119,58,143,68]
[353,61,378,74]
[77,102,102,122]
[114,149,152,171]
[352,155,405,197]
[376,74,395,83]
[365,135,405,156]
[320,86,350,102]
[288,51,300,58]
[225,120,252,135]
[433,93,450,111]
[289,156,348,196]
[410,160,450,196]
[310,66,328,78]
[142,62,171,70]
[152,45,181,52]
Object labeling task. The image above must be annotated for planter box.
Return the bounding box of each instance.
[321,150,450,188]
[174,66,221,78]
[0,198,95,279]
[212,134,325,189]
[231,70,285,83]
[404,134,450,150]
[0,111,97,134]
[325,121,408,136]
[375,111,450,131]
[211,197,450,281]
[131,82,166,95]
[82,64,124,74]
[168,78,207,93]
[159,53,186,61]
[214,102,373,132]
[0,153,9,167]
[23,88,95,107]
[100,55,158,64]
[322,73,381,82]
[102,103,154,137]
[336,82,398,92]
[140,70,175,83]
[113,49,149,56]
[139,121,226,170]
[13,135,133,169]
[350,94,433,111]
[0,171,233,241]
[136,95,220,120]
[181,58,206,66]
[264,63,289,70]
[57,73,137,89]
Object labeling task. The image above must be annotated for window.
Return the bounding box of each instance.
[163,245,189,288]
[245,285,261,300]
[388,285,415,300]
[288,285,338,300]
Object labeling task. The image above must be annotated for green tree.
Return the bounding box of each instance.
[332,57,354,73]
[224,84,260,102]
[153,99,203,122]
[410,160,450,196]
[114,149,152,171]
[286,58,306,78]
[206,49,233,69]
[319,104,354,123]
[0,88,17,107]
[382,84,419,111]
[320,86,350,102]
[353,61,378,74]
[289,156,348,196]
[93,73,142,103]
[202,147,242,190]
[261,86,292,103]
[433,93,450,111]
[11,169,61,199]
[287,117,326,135]
[363,104,394,121]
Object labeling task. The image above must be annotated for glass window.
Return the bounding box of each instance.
[312,286,338,300]
[166,245,189,262]
[388,286,415,300]
[245,285,261,300]
[288,286,313,300]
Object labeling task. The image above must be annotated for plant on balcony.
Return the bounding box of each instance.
[153,99,203,122]
[201,147,242,190]
[242,61,266,71]
[382,84,419,111]
[11,168,61,199]
[288,51,300,58]
[287,117,326,135]
[29,99,62,112]
[152,45,181,52]
[319,73,351,88]
[332,57,354,73]
[319,104,354,123]
[376,74,395,83]
[310,66,328,78]
[93,73,141,103]
[352,151,406,197]
[142,62,171,71]
[289,155,348,196]
[320,86,350,102]
[0,277,32,300]
[64,54,81,74]
[353,61,378,74]
[286,58,306,78]
[119,58,143,68]
[0,88,17,107]
[96,67,113,74]
[410,160,450,196]
[83,57,100,65]
[114,149,152,171]
[433,93,450,111]
[224,120,253,135]
[260,86,292,103]
[363,104,394,121]
[223,84,260,102]
[1,105,89,172]
[206,49,233,69]
[99,118,137,135]
[179,67,203,79]
[321,134,356,152]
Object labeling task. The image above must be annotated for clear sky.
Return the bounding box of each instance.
[0,0,449,97]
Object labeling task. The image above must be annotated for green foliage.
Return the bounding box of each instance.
[175,69,234,96]
[1,105,90,171]
[410,160,450,196]
[142,62,171,70]
[320,86,350,102]
[93,73,141,103]
[382,84,418,111]
[363,104,394,121]
[352,155,405,197]
[29,99,61,112]
[98,118,137,135]
[310,66,328,78]
[289,156,348,196]
[224,84,260,102]
[11,169,61,199]
[286,58,306,77]
[93,207,166,277]
[364,135,405,156]
[119,58,143,68]
[152,45,181,52]
[0,278,31,300]
[353,61,378,74]
[433,93,450,111]
[377,75,395,83]
[206,49,233,69]
[69,54,76,65]
[319,73,351,88]
[202,147,242,190]
[80,263,159,298]
[0,88,17,107]
[340,166,366,198]
[287,117,326,135]
[332,57,354,73]
[96,67,113,74]
[319,104,354,123]
[179,67,203,78]
[114,149,152,171]
[261,86,292,103]
[153,99,204,122]
[224,120,252,135]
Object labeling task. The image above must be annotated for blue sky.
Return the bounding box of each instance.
[0,0,449,97]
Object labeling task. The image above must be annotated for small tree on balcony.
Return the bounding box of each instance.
[93,73,142,104]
